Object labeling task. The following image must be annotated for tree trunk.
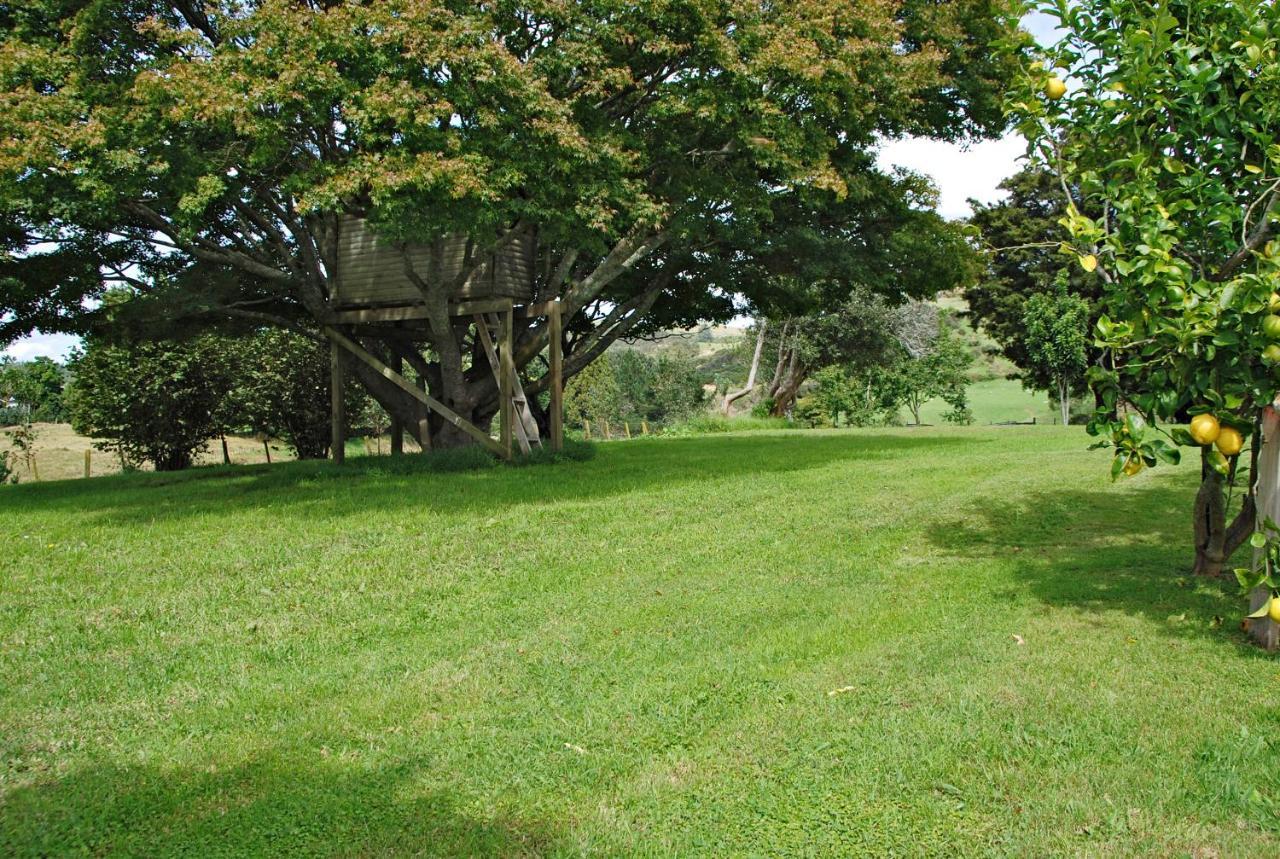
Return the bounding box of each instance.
[1057,377,1070,425]
[1192,445,1256,577]
[1248,404,1280,649]
[724,320,767,416]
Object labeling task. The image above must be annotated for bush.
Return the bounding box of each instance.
[230,330,341,459]
[67,336,238,471]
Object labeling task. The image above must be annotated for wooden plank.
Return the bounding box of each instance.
[330,341,346,464]
[499,309,514,460]
[324,327,507,458]
[334,216,534,308]
[390,355,404,455]
[332,306,432,324]
[474,314,532,455]
[549,298,564,452]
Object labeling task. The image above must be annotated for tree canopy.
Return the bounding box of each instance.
[0,0,1021,446]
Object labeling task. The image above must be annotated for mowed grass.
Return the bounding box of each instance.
[2,427,1279,855]
[918,378,1060,426]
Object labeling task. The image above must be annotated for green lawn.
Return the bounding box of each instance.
[918,377,1060,426]
[2,428,1278,855]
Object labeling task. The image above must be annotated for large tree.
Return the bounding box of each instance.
[0,0,1019,447]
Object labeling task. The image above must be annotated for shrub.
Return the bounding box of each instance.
[67,336,238,471]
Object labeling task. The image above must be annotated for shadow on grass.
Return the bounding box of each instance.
[0,754,562,857]
[926,468,1267,652]
[0,432,977,529]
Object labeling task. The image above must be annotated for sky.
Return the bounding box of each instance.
[2,14,1061,363]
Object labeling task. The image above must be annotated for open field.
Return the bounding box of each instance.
[2,427,1278,855]
[0,424,417,483]
[918,378,1061,426]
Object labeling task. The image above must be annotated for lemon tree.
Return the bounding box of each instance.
[1009,0,1280,577]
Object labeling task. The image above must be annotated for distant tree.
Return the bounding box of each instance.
[564,354,622,431]
[1022,280,1090,425]
[67,336,238,471]
[967,167,1102,388]
[764,293,906,417]
[0,356,67,424]
[878,324,974,425]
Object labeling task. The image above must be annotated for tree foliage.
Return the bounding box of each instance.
[0,0,1020,447]
[1010,0,1280,576]
[66,336,239,471]
[1021,279,1090,424]
[0,356,66,424]
[967,166,1102,389]
[566,348,704,429]
[229,330,336,460]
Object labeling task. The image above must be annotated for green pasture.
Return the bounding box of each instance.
[2,427,1277,855]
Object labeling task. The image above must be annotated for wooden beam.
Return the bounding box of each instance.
[390,354,404,455]
[330,341,346,464]
[499,309,514,460]
[324,327,507,458]
[549,298,564,452]
[331,305,432,325]
[474,314,532,455]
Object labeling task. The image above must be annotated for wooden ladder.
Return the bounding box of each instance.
[474,313,542,455]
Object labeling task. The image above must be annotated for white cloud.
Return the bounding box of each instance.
[877,134,1029,220]
[3,332,80,362]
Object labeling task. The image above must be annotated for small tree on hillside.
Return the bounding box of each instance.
[1022,279,1090,425]
[67,336,237,471]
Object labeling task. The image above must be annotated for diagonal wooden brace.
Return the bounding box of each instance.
[324,326,508,459]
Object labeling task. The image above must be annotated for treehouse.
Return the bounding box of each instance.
[331,215,536,317]
[323,215,563,462]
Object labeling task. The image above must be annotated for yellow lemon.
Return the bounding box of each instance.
[1189,413,1220,446]
[1045,77,1067,100]
[1216,426,1244,457]
[1123,457,1144,477]
[1269,597,1280,624]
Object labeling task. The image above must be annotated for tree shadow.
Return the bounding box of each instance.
[0,432,978,529]
[0,753,563,857]
[925,469,1267,653]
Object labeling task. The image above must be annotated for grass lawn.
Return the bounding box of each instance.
[917,378,1060,426]
[2,427,1278,855]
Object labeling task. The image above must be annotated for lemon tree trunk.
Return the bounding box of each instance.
[1192,443,1256,578]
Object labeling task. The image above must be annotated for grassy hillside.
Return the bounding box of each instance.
[2,428,1277,855]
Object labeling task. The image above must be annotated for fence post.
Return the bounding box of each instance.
[84,449,91,479]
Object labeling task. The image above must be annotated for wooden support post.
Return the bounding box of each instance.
[390,355,405,456]
[641,420,649,435]
[499,307,514,460]
[584,420,591,440]
[624,422,632,439]
[84,449,91,479]
[549,298,564,452]
[330,340,346,465]
[221,435,231,465]
[602,419,611,440]
[325,327,505,458]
